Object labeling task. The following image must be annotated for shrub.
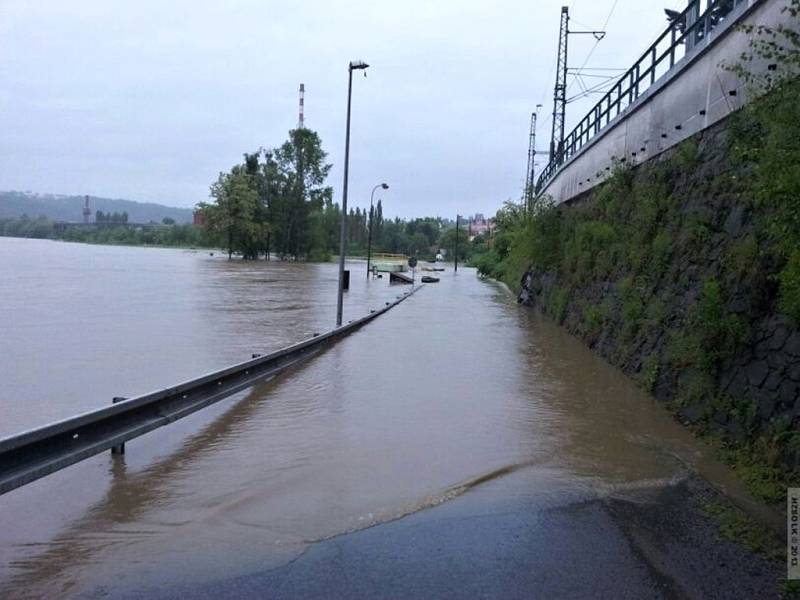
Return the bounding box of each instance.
[779,249,800,322]
[670,279,748,377]
[581,301,611,340]
[544,286,569,323]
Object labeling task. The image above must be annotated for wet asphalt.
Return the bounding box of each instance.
[117,475,782,600]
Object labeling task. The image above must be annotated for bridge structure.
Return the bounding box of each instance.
[0,287,421,496]
[536,0,792,205]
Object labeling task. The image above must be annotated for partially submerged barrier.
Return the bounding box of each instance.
[0,287,421,495]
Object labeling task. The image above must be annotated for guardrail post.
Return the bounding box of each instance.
[111,397,126,455]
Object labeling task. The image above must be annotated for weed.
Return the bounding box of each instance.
[545,286,569,323]
[641,354,660,393]
[582,301,611,340]
[673,139,701,170]
[702,500,779,557]
[779,249,800,322]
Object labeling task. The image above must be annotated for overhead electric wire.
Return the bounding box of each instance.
[536,0,621,158]
[565,0,620,94]
[567,78,620,103]
[538,0,689,176]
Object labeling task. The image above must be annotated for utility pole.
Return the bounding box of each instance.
[550,6,606,165]
[550,6,569,164]
[525,112,535,209]
[525,105,543,212]
[549,6,606,167]
[454,214,460,273]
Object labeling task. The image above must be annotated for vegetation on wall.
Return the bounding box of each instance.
[475,10,800,501]
[729,0,800,323]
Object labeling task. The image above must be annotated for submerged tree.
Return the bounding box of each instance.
[270,128,333,259]
[199,128,333,260]
[200,167,260,259]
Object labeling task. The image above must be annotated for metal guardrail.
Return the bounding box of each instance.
[0,287,421,495]
[535,0,753,194]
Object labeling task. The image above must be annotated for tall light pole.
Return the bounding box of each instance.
[366,182,389,279]
[454,214,460,273]
[336,60,369,327]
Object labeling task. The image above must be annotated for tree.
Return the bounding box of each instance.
[198,128,334,261]
[439,227,469,262]
[270,128,333,259]
[407,232,430,257]
[201,167,261,259]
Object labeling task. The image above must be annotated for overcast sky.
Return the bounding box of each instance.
[0,1,682,219]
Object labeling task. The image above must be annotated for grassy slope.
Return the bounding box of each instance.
[482,78,800,504]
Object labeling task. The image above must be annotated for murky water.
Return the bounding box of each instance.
[0,238,760,598]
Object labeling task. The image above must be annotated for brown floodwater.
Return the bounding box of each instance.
[0,237,772,598]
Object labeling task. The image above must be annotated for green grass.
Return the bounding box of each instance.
[702,499,779,558]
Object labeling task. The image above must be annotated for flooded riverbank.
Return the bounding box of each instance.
[0,238,777,598]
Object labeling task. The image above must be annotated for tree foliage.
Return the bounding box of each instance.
[198,128,489,262]
[200,129,336,260]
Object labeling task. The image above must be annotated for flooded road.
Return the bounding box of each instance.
[0,238,759,598]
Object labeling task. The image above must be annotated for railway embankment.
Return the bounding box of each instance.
[495,76,800,505]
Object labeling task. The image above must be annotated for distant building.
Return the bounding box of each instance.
[193,210,205,226]
[466,216,493,241]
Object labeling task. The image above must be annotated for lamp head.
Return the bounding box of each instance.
[349,60,369,71]
[381,183,389,190]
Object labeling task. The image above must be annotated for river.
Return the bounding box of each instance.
[0,237,760,598]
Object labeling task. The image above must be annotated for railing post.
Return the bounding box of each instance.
[651,47,657,84]
[111,397,126,455]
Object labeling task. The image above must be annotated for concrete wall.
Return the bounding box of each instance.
[540,0,790,205]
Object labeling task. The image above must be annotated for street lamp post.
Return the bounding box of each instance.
[336,60,369,327]
[366,182,389,279]
[454,214,460,273]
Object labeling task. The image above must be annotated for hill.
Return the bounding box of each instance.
[0,191,194,224]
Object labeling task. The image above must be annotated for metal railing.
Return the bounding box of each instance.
[0,287,421,495]
[369,253,409,262]
[535,0,752,194]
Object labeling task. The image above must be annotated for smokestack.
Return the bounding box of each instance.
[298,83,305,129]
